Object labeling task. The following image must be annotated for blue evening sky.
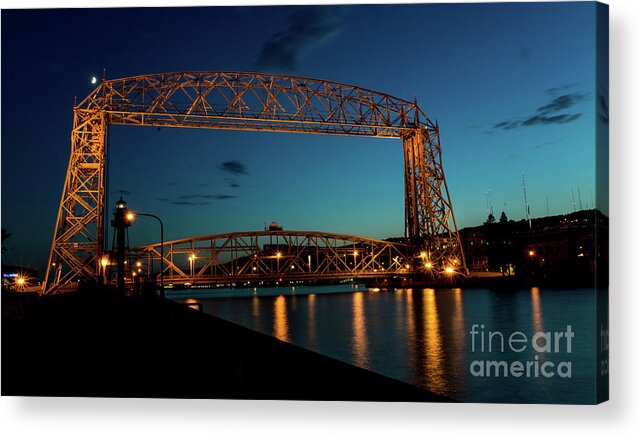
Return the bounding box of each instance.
[1,2,603,272]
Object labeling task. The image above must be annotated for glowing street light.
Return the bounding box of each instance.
[425,262,432,269]
[100,256,109,285]
[528,250,535,257]
[189,253,196,278]
[128,211,165,296]
[420,251,427,258]
[445,266,455,275]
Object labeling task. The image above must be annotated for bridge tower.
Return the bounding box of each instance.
[402,127,463,272]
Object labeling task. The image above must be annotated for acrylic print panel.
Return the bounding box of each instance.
[0,1,608,404]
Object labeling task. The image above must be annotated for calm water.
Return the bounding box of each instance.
[169,285,597,403]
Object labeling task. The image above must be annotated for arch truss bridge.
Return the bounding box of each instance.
[128,230,432,286]
[44,71,466,293]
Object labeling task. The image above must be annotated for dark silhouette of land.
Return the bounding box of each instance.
[2,290,454,402]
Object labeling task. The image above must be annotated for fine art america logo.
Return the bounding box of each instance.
[469,324,574,378]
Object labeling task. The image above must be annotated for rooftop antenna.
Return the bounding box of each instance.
[522,173,531,230]
[484,189,494,217]
[571,188,576,212]
[577,186,583,210]
[546,197,550,216]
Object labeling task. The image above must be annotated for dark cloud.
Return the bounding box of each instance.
[522,113,581,126]
[536,92,587,115]
[533,140,558,150]
[255,6,349,70]
[178,193,237,200]
[171,201,210,206]
[493,120,521,130]
[546,83,576,96]
[159,193,238,205]
[218,161,248,175]
[226,178,241,188]
[491,88,586,131]
[114,189,131,196]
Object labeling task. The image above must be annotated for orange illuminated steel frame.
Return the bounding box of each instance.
[44,71,465,293]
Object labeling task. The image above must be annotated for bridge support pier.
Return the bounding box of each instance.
[44,109,107,294]
[402,127,467,275]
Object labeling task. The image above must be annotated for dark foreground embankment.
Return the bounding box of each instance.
[2,291,453,402]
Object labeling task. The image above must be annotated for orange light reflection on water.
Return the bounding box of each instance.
[308,294,318,349]
[531,287,544,334]
[352,291,370,368]
[422,288,447,393]
[273,295,290,342]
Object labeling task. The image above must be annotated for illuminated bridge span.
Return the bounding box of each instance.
[45,71,466,293]
[128,230,429,286]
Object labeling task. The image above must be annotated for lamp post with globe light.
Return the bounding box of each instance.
[127,211,165,298]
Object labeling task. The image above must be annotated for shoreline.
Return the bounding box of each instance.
[2,290,454,402]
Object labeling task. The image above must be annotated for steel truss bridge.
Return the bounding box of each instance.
[44,71,466,294]
[127,230,428,286]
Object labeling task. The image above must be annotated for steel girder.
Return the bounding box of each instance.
[45,110,107,291]
[128,230,417,285]
[44,71,465,293]
[402,128,465,274]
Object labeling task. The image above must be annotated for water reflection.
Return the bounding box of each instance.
[422,289,447,393]
[531,287,544,334]
[450,288,467,386]
[273,295,290,342]
[404,289,417,377]
[308,294,318,349]
[187,286,595,403]
[352,292,370,368]
[251,295,261,332]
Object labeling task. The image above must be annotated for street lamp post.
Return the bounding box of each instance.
[129,212,164,298]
